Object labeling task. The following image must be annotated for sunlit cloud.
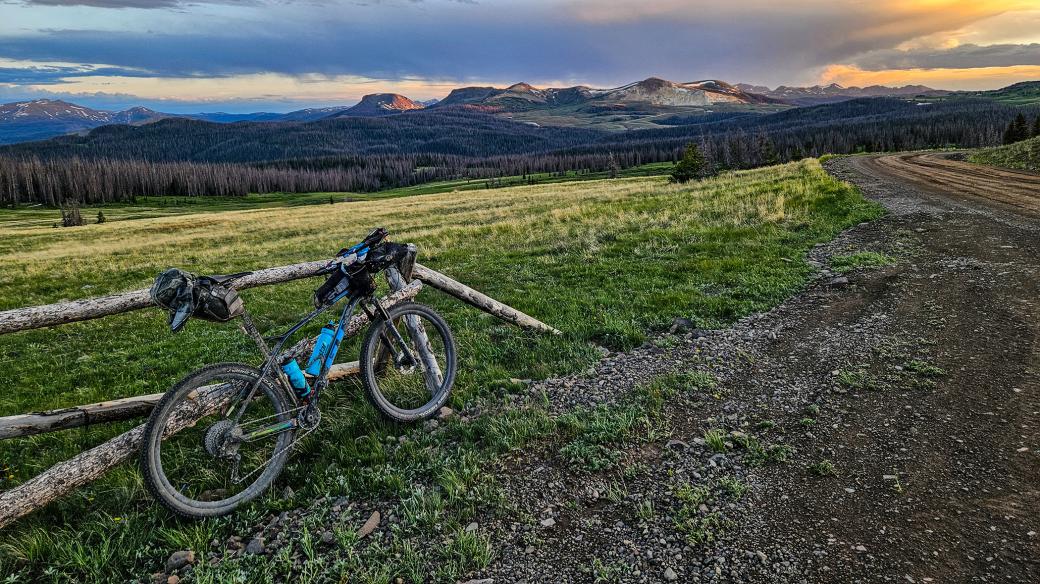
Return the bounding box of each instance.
[820,63,1040,90]
[1,0,1039,108]
[12,71,489,103]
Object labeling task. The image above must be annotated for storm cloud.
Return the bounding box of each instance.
[854,43,1040,71]
[1,0,1038,109]
[1,1,995,88]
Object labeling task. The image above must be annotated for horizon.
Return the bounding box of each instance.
[4,74,1035,114]
[3,76,1014,115]
[2,1,1040,113]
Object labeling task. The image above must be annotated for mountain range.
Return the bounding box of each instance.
[3,77,1033,145]
[734,83,949,105]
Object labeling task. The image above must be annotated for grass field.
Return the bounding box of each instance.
[969,135,1040,172]
[0,160,883,582]
[0,163,674,230]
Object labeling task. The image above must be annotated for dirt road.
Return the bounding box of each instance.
[851,152,1040,216]
[477,155,1040,583]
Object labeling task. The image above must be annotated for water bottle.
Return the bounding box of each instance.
[305,323,337,376]
[281,359,311,399]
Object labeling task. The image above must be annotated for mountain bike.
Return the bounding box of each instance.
[140,228,456,518]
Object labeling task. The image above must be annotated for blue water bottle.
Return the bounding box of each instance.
[305,323,337,376]
[281,360,310,398]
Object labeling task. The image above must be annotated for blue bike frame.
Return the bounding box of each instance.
[229,288,361,440]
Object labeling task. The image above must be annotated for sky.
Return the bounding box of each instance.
[1,0,1039,112]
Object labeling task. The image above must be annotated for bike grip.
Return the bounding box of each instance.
[363,227,389,247]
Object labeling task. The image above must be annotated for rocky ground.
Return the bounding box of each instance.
[158,154,1040,583]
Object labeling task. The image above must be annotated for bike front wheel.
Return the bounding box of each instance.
[140,363,295,518]
[360,302,457,423]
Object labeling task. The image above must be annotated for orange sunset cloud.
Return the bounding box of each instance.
[821,63,1040,90]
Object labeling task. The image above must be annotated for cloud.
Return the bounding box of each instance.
[2,0,1038,101]
[0,58,156,84]
[820,63,1040,91]
[19,0,471,7]
[22,0,255,7]
[853,43,1040,71]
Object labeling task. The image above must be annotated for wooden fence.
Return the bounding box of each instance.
[0,252,559,529]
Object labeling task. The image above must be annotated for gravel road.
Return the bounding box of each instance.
[472,154,1040,583]
[194,154,1039,584]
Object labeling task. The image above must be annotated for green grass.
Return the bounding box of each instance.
[702,429,728,453]
[904,359,946,378]
[830,251,896,274]
[0,162,675,231]
[969,136,1040,173]
[807,459,838,477]
[0,159,883,581]
[671,479,732,546]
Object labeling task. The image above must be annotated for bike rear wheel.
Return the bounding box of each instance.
[360,302,456,423]
[140,363,295,518]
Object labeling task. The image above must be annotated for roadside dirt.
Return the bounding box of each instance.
[473,154,1040,583]
[196,154,1040,583]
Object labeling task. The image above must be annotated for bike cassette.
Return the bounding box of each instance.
[204,419,242,459]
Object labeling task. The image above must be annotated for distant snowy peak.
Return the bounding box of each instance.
[431,77,778,110]
[736,83,946,104]
[0,99,110,123]
[0,99,170,125]
[601,78,780,106]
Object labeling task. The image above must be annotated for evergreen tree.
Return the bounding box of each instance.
[1014,113,1030,141]
[1033,115,1040,138]
[669,143,708,183]
[1004,113,1030,144]
[759,135,780,165]
[96,210,106,224]
[60,200,83,227]
[607,152,620,179]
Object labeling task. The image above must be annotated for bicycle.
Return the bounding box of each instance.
[140,228,457,518]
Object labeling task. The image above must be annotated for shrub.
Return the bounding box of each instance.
[60,201,84,227]
[670,143,711,183]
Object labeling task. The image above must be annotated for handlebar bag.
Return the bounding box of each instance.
[194,277,244,322]
[150,268,243,331]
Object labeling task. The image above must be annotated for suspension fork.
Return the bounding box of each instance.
[366,296,419,367]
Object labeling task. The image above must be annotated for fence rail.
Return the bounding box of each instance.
[0,252,560,529]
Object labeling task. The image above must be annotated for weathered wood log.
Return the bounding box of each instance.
[411,263,561,335]
[0,256,356,336]
[0,361,362,441]
[0,394,162,440]
[0,255,559,338]
[0,382,231,530]
[0,285,419,528]
[0,283,421,442]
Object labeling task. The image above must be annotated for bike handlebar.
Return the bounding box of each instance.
[337,227,389,258]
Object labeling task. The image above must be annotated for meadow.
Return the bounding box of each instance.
[969,135,1040,172]
[0,160,883,581]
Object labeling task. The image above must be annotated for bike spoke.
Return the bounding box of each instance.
[368,310,451,413]
[155,369,292,504]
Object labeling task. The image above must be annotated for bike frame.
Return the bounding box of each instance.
[228,285,416,442]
